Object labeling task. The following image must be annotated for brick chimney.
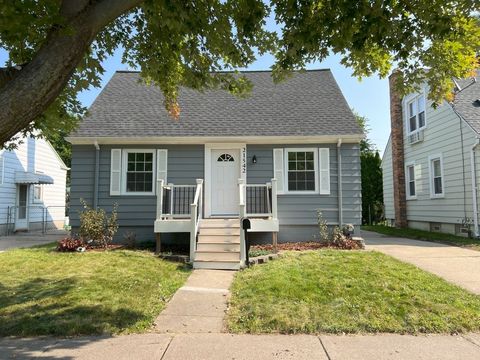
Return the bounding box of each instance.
[389,71,407,228]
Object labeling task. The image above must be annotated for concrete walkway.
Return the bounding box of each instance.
[1,332,480,359]
[0,230,67,251]
[154,269,235,333]
[363,230,480,294]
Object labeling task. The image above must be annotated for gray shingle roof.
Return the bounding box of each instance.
[454,70,480,134]
[71,69,362,138]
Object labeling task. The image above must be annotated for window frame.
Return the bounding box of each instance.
[405,162,417,200]
[33,184,43,203]
[121,149,156,196]
[406,91,427,135]
[428,154,445,198]
[283,148,319,195]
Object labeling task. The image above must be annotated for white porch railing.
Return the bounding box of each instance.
[190,179,203,261]
[156,181,198,219]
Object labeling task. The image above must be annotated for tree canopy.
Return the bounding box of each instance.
[0,0,479,146]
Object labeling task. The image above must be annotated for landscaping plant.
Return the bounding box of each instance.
[56,237,84,252]
[79,200,119,249]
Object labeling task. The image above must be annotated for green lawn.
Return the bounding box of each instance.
[363,225,480,250]
[227,251,480,334]
[0,244,190,337]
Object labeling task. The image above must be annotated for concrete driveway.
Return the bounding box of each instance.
[362,230,480,295]
[0,230,67,251]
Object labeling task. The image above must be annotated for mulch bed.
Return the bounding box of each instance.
[251,240,362,252]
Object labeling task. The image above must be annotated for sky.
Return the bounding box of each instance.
[0,20,392,154]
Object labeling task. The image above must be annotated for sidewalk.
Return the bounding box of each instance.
[1,332,480,359]
[0,230,67,251]
[362,230,480,294]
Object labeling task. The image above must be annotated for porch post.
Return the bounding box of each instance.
[156,179,164,219]
[190,203,197,262]
[271,178,278,220]
[239,178,246,267]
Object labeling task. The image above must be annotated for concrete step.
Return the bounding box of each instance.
[199,227,241,236]
[197,234,240,244]
[193,260,241,270]
[196,242,240,252]
[195,251,240,262]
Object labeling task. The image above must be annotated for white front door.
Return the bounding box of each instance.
[211,149,240,215]
[15,184,29,230]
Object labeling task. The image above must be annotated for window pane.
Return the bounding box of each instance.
[288,152,296,161]
[145,153,153,162]
[288,161,296,171]
[136,153,144,162]
[288,180,297,191]
[418,111,425,128]
[306,152,314,161]
[127,162,135,171]
[418,95,425,112]
[409,181,415,196]
[409,116,417,131]
[297,161,305,170]
[128,153,135,162]
[126,152,154,193]
[136,162,145,171]
[434,177,442,194]
[297,152,305,161]
[306,181,315,191]
[145,162,153,171]
[408,166,414,181]
[433,159,441,177]
[306,160,314,170]
[409,101,416,117]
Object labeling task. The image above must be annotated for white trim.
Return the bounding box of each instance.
[404,88,427,136]
[0,151,4,185]
[67,135,364,145]
[428,154,445,198]
[204,143,246,218]
[33,184,43,203]
[405,161,417,200]
[121,149,156,196]
[283,148,319,195]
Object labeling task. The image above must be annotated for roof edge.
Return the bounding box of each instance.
[115,68,332,74]
[66,134,364,145]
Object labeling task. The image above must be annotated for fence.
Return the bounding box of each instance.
[3,205,67,236]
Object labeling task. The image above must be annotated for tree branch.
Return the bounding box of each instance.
[0,0,143,146]
[0,65,24,89]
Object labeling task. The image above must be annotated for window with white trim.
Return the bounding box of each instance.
[429,155,444,197]
[33,185,43,202]
[285,149,317,193]
[407,94,426,134]
[124,150,155,194]
[406,164,416,198]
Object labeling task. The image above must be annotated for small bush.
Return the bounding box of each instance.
[317,210,329,242]
[331,226,361,250]
[79,200,119,249]
[57,237,85,252]
[123,231,137,249]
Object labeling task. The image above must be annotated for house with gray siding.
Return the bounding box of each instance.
[67,70,363,269]
[383,70,480,237]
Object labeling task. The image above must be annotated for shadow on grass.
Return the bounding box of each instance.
[0,277,145,337]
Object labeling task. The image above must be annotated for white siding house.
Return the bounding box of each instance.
[383,71,480,236]
[0,135,68,234]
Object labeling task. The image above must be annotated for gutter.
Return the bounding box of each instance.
[93,140,100,209]
[337,138,343,226]
[471,139,480,237]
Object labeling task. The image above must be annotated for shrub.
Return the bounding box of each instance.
[79,200,119,249]
[57,237,84,252]
[331,226,361,250]
[123,231,137,249]
[317,210,329,242]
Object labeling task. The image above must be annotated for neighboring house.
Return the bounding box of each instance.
[383,70,480,236]
[0,135,68,235]
[67,70,363,269]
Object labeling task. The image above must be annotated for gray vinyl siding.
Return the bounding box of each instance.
[70,143,361,241]
[382,138,395,220]
[400,93,479,228]
[247,144,361,226]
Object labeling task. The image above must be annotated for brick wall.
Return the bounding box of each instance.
[389,71,407,227]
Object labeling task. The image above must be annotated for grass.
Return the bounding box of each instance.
[363,225,480,250]
[0,244,190,337]
[227,250,480,334]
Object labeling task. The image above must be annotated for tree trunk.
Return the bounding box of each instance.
[0,0,142,146]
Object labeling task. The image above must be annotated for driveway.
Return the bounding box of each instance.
[0,230,67,251]
[362,230,480,295]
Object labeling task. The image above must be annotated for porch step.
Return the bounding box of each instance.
[193,260,241,270]
[195,251,240,262]
[196,242,240,252]
[199,219,240,228]
[197,234,240,244]
[199,227,241,236]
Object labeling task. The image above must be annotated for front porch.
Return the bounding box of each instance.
[154,178,279,269]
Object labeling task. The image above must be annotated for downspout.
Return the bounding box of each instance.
[93,141,100,209]
[470,139,480,237]
[337,138,343,227]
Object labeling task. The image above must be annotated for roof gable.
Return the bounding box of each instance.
[453,70,480,134]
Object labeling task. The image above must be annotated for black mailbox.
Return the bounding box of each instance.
[241,218,251,266]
